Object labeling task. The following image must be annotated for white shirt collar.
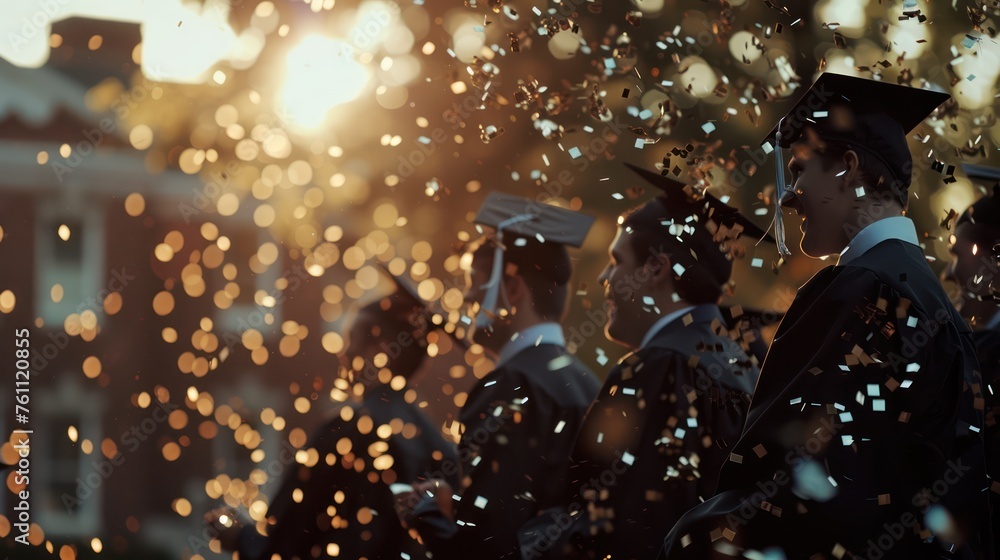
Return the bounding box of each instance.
[639,305,697,349]
[838,216,920,265]
[496,322,566,367]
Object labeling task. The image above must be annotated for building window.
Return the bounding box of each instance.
[35,199,104,326]
[212,377,281,469]
[214,228,282,335]
[35,375,103,536]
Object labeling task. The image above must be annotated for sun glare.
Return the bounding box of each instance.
[278,34,371,129]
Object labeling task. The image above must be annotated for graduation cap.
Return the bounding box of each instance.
[624,162,773,243]
[957,164,1000,229]
[956,165,1000,307]
[763,73,950,255]
[377,264,470,350]
[961,163,1000,185]
[619,162,774,289]
[472,193,596,328]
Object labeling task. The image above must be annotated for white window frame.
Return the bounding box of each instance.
[34,194,105,326]
[35,374,104,536]
[215,228,283,337]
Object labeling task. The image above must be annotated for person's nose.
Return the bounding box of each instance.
[779,187,801,210]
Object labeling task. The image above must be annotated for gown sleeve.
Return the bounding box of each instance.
[663,267,988,559]
[239,413,402,560]
[411,370,573,560]
[523,348,752,559]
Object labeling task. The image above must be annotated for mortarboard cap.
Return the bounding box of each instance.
[474,192,595,248]
[763,73,950,255]
[471,193,596,327]
[624,162,774,243]
[765,73,950,153]
[619,162,773,289]
[378,264,470,350]
[962,163,1000,185]
[957,164,1000,230]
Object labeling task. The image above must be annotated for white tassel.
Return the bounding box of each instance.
[476,213,535,329]
[773,118,793,257]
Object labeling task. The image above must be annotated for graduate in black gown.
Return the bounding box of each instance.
[211,278,459,560]
[518,164,766,559]
[942,163,1000,548]
[399,193,601,560]
[662,73,990,559]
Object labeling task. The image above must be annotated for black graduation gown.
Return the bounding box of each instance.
[238,384,458,560]
[662,240,990,559]
[410,343,600,560]
[518,304,758,559]
[974,322,1000,548]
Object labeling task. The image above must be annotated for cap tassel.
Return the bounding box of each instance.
[773,117,793,257]
[476,213,535,329]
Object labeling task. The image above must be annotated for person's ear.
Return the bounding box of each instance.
[840,149,862,191]
[503,273,530,309]
[648,251,673,288]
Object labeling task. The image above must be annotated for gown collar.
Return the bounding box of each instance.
[986,311,1000,331]
[639,305,697,349]
[838,216,919,265]
[496,322,566,367]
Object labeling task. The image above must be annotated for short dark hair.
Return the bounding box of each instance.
[471,238,570,321]
[618,198,729,305]
[812,140,909,207]
[353,294,428,378]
